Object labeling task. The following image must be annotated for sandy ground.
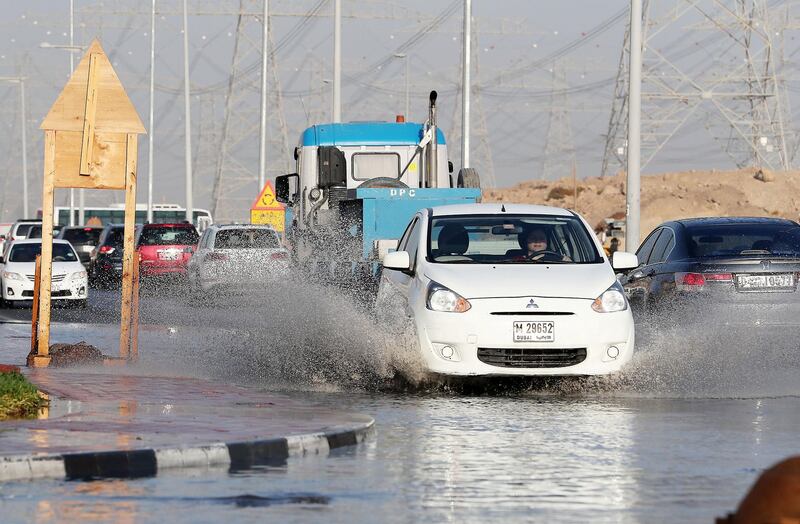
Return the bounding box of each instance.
[483,168,800,249]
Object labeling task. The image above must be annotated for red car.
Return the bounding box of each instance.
[136,223,200,279]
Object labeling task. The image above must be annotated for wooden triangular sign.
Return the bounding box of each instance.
[40,39,145,134]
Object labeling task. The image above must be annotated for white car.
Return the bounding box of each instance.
[188,224,290,294]
[376,203,639,377]
[0,239,88,308]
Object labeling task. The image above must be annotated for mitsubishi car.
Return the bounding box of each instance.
[376,203,638,377]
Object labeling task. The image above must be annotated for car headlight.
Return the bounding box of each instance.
[2,271,24,281]
[70,270,87,281]
[591,281,628,313]
[426,281,471,313]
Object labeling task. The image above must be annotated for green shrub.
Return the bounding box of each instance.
[0,372,46,420]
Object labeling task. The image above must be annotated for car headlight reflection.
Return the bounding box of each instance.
[2,271,24,281]
[70,270,87,281]
[426,281,471,313]
[591,281,628,313]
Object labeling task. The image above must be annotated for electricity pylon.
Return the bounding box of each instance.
[602,0,792,177]
[542,62,576,181]
[211,0,290,223]
[448,19,496,188]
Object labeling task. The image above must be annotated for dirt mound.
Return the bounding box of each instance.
[47,342,105,367]
[484,168,800,249]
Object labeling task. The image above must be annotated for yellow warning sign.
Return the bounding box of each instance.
[251,181,285,231]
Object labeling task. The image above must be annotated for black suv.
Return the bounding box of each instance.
[89,224,140,287]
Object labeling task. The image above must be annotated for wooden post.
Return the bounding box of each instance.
[34,130,57,366]
[130,254,140,361]
[29,255,42,360]
[119,133,137,360]
[79,53,99,176]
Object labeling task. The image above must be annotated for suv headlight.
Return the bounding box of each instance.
[2,271,24,281]
[70,270,87,281]
[426,281,471,313]
[591,281,628,313]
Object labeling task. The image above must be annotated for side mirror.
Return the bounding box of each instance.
[0,255,4,264]
[448,161,454,173]
[612,251,638,271]
[382,250,410,271]
[375,239,399,262]
[275,173,298,204]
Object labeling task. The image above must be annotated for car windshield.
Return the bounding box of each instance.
[138,227,199,246]
[62,228,102,245]
[428,214,603,264]
[8,243,78,263]
[686,223,800,258]
[214,229,279,249]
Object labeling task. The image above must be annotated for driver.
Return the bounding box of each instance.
[520,227,571,262]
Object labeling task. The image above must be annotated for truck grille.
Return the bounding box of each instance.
[477,347,587,368]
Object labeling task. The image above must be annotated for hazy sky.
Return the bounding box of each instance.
[0,0,796,221]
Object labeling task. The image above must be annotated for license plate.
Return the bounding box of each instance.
[736,273,795,290]
[513,321,555,342]
[158,249,180,261]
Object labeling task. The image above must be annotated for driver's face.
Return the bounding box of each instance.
[526,232,547,252]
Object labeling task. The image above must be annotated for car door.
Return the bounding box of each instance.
[643,227,677,308]
[622,228,663,309]
[377,215,422,324]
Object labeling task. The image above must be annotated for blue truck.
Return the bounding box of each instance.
[275,92,481,289]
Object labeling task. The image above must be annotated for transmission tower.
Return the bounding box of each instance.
[602,0,792,177]
[211,0,290,223]
[541,62,576,181]
[449,20,496,188]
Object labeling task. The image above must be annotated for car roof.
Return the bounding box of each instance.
[8,238,70,245]
[674,216,798,227]
[142,222,195,228]
[60,225,103,230]
[428,203,575,218]
[211,224,276,230]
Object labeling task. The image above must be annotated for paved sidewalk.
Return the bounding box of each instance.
[0,368,374,481]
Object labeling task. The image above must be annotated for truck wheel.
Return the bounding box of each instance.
[357,177,408,189]
[457,168,481,189]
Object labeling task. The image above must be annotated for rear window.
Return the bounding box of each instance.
[686,223,800,257]
[13,224,37,237]
[103,228,125,247]
[9,243,78,263]
[138,226,199,247]
[214,229,279,249]
[62,228,102,245]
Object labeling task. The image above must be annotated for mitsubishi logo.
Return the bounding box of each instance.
[526,298,539,309]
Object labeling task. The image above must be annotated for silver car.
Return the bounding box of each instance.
[188,224,290,294]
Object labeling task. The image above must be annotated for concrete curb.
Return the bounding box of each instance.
[0,420,374,482]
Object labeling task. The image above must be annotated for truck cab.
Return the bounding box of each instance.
[276,92,481,286]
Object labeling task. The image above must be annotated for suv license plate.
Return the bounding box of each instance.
[513,321,555,342]
[158,249,180,261]
[736,273,794,290]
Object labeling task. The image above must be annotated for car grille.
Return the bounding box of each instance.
[477,347,587,368]
[22,290,72,297]
[26,274,66,282]
[490,311,574,316]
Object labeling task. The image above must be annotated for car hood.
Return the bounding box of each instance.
[3,260,85,275]
[422,262,615,300]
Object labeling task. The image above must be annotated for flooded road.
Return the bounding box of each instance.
[1,283,799,522]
